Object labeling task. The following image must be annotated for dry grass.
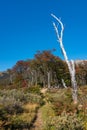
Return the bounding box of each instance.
[24,103,38,112]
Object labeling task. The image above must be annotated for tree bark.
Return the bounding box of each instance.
[48,71,51,88]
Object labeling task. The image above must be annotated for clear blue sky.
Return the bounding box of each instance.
[0,0,87,71]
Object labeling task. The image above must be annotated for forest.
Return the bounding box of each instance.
[0,50,87,130]
[0,50,87,88]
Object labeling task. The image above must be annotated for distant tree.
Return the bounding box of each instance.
[76,61,87,85]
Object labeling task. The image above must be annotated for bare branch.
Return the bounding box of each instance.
[53,22,60,40]
[51,13,64,39]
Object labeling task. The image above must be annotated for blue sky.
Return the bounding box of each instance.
[0,0,87,71]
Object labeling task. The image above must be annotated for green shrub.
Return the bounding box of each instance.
[9,116,31,129]
[44,112,83,130]
[0,107,8,120]
[0,88,43,129]
[83,120,87,130]
[27,86,41,94]
[46,88,79,115]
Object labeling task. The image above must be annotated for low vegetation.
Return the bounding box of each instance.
[0,87,44,129]
[41,87,87,130]
[0,85,87,129]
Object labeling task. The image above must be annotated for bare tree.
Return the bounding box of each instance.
[47,71,51,88]
[62,79,67,88]
[51,14,78,103]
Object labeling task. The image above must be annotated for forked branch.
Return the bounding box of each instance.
[51,13,64,40]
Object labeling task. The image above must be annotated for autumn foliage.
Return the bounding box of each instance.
[0,50,87,88]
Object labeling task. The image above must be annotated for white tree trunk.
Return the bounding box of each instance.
[62,79,67,88]
[51,14,78,103]
[48,71,51,88]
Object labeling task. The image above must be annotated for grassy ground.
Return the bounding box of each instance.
[0,86,87,129]
[35,87,87,130]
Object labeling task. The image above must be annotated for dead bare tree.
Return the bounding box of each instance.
[62,79,67,89]
[47,71,51,88]
[51,14,78,103]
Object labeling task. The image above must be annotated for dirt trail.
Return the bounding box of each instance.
[31,88,47,130]
[40,88,47,94]
[31,108,43,130]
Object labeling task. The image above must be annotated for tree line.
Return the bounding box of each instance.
[0,50,87,88]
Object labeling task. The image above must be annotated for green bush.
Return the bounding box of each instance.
[0,107,8,120]
[44,112,83,130]
[0,88,44,129]
[27,86,41,94]
[9,116,31,129]
[46,88,79,115]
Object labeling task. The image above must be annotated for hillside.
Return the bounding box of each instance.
[0,51,87,129]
